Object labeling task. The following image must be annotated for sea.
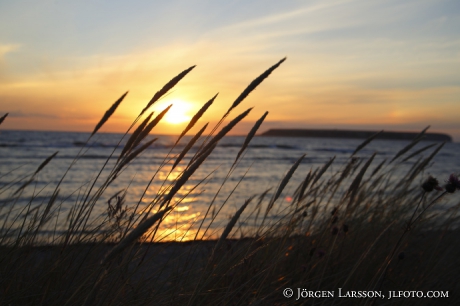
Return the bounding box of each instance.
[0,130,459,242]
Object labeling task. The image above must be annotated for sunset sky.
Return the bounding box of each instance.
[1,0,459,140]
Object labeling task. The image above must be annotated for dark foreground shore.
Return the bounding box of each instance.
[2,228,460,305]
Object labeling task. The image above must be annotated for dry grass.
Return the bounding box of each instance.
[1,59,459,305]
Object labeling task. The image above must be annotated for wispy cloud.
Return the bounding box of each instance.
[7,110,58,119]
[221,0,357,31]
[0,44,20,60]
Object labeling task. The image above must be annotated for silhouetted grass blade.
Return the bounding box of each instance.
[91,91,128,136]
[0,113,8,126]
[226,58,286,115]
[140,65,195,116]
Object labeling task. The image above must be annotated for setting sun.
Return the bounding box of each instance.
[163,99,192,125]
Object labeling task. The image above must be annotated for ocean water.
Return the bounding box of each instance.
[0,130,459,242]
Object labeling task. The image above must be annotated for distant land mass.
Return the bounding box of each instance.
[260,129,452,142]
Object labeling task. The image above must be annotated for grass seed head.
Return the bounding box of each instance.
[445,173,460,193]
[422,176,442,192]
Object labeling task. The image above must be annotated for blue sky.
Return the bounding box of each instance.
[1,0,459,139]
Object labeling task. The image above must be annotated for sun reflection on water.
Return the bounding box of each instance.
[141,209,214,242]
[118,161,215,241]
